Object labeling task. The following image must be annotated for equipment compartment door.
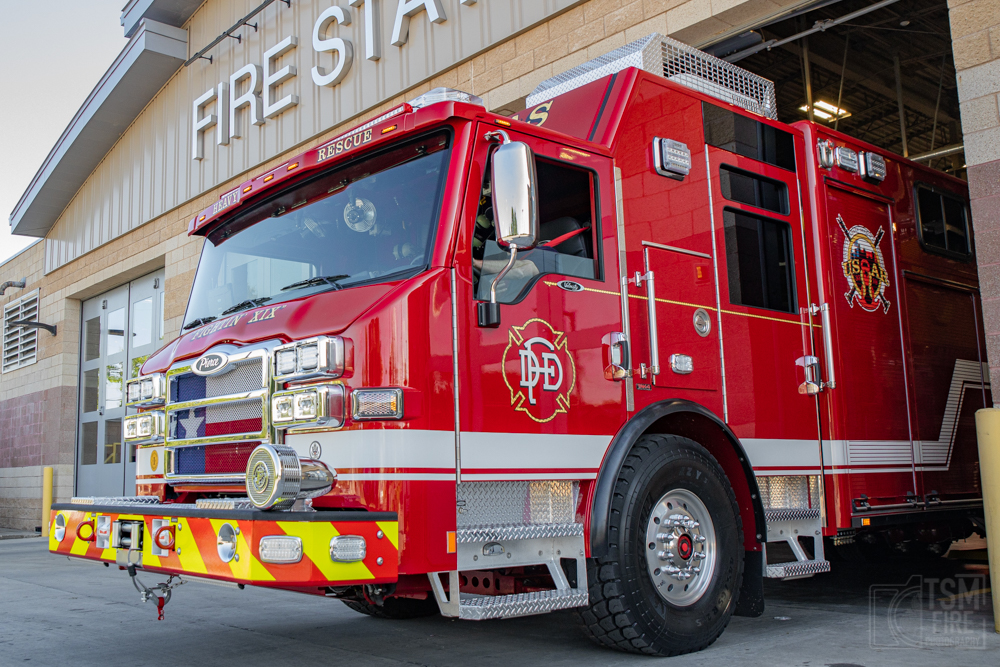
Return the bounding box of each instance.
[821,184,917,508]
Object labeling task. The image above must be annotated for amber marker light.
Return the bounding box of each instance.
[287,162,299,171]
[495,119,511,127]
[264,174,274,182]
[242,185,252,193]
[198,215,206,222]
[381,125,397,134]
[862,518,871,526]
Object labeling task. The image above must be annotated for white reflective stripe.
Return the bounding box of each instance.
[460,431,611,471]
[338,473,456,481]
[741,438,824,469]
[286,429,455,470]
[461,472,598,481]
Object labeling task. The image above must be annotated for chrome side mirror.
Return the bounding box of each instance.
[479,139,539,328]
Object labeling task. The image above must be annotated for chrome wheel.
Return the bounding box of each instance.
[644,488,717,607]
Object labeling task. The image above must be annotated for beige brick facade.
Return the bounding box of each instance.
[950,0,1000,394]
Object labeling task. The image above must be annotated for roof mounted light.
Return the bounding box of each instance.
[408,87,484,110]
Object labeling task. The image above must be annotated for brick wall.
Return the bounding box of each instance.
[950,0,1000,395]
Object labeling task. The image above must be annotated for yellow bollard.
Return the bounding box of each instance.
[974,408,1000,633]
[41,467,53,538]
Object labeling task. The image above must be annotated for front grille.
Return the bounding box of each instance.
[168,399,264,440]
[175,443,257,476]
[170,358,264,402]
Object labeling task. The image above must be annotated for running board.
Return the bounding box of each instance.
[766,560,831,578]
[429,522,589,620]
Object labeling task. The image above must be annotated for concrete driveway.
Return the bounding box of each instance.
[1,537,995,666]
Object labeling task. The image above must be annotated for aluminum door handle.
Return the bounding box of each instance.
[633,270,660,376]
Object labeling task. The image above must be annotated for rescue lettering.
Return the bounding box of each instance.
[317,129,373,162]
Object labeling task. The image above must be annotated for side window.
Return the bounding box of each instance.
[916,186,971,259]
[719,165,788,215]
[723,208,795,313]
[473,156,598,303]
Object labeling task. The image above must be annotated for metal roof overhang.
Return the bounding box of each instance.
[121,0,203,38]
[8,19,187,238]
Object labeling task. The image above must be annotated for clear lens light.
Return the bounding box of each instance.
[137,415,153,438]
[140,378,153,400]
[259,535,303,564]
[273,395,294,422]
[353,389,403,419]
[125,417,138,439]
[276,348,297,375]
[294,392,319,420]
[127,382,140,403]
[298,343,319,371]
[330,535,366,562]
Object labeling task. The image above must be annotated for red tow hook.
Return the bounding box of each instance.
[154,525,175,551]
[156,596,166,621]
[76,520,96,542]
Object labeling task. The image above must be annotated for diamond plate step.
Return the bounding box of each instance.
[456,523,583,543]
[765,559,831,579]
[458,588,589,620]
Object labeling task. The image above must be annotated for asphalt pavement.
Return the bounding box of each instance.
[1,537,995,666]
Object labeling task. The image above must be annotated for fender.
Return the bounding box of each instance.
[589,399,766,558]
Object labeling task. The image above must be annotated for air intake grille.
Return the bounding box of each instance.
[175,442,257,476]
[526,33,776,120]
[168,399,264,440]
[171,358,264,402]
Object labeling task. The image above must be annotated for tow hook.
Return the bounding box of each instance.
[127,563,184,620]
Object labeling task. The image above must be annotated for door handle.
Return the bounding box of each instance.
[796,355,822,395]
[633,271,660,375]
[602,332,630,380]
[819,303,836,389]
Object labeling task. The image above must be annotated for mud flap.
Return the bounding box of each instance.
[734,550,764,617]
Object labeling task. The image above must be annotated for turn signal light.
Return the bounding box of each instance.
[352,388,403,420]
[259,535,303,564]
[330,535,366,562]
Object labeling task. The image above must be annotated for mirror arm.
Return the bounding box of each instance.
[484,129,510,145]
[489,246,518,305]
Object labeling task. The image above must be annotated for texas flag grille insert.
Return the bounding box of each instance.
[168,399,264,440]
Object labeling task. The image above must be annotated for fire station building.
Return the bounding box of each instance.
[1,0,998,530]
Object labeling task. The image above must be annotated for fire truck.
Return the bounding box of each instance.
[49,34,988,656]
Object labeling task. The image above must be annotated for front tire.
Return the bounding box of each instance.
[579,434,744,656]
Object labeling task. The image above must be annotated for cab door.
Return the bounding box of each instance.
[454,126,624,484]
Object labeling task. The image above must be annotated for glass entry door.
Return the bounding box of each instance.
[76,270,165,497]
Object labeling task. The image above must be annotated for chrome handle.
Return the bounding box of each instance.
[633,271,660,376]
[819,303,836,389]
[602,332,630,380]
[796,355,821,395]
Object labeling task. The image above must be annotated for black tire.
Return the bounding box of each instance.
[342,595,440,619]
[578,434,744,656]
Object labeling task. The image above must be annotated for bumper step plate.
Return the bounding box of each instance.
[459,588,589,620]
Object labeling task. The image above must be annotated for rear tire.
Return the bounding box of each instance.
[578,434,744,656]
[342,595,439,619]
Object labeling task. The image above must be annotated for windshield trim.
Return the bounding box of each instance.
[181,127,454,331]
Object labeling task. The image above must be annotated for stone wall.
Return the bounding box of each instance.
[950,0,1000,395]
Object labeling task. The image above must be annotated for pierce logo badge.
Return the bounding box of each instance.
[502,318,576,423]
[837,214,891,313]
[192,352,229,376]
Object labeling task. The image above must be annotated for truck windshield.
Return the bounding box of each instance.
[184,132,452,329]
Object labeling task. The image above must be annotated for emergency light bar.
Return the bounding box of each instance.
[527,33,777,120]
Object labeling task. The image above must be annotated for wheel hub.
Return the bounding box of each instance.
[644,488,717,606]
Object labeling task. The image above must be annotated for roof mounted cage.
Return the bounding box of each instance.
[526,33,777,120]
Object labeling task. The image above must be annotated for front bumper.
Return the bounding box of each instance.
[49,502,397,588]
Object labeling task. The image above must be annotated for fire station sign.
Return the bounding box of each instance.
[191,0,585,161]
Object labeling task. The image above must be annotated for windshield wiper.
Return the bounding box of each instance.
[220,297,272,316]
[182,316,217,331]
[280,275,350,292]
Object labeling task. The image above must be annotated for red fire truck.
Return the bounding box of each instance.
[49,34,988,656]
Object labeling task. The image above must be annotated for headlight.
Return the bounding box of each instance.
[352,388,404,420]
[273,336,345,382]
[126,373,166,407]
[124,411,165,443]
[276,348,297,376]
[271,384,344,430]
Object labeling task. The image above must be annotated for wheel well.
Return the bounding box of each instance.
[589,400,765,557]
